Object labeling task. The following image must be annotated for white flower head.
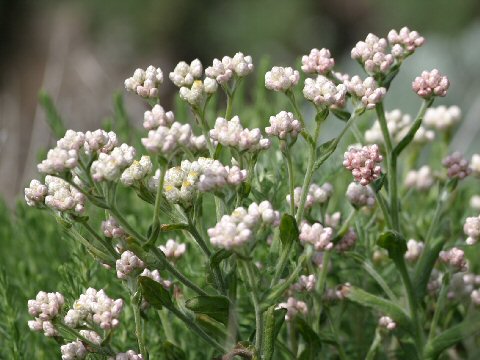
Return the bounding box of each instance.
[424,105,461,131]
[265,66,300,92]
[143,105,175,130]
[125,66,163,98]
[344,76,386,109]
[301,48,335,74]
[303,75,346,108]
[351,33,394,74]
[169,59,203,87]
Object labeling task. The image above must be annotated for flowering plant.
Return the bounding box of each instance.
[22,27,480,359]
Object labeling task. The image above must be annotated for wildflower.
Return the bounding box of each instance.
[160,239,186,260]
[346,182,375,208]
[343,144,383,185]
[24,179,48,207]
[265,66,300,92]
[276,297,308,321]
[44,176,85,214]
[471,195,480,211]
[91,144,136,182]
[37,147,79,174]
[344,76,386,109]
[405,239,424,262]
[209,116,271,152]
[442,152,471,180]
[424,105,461,131]
[205,52,253,84]
[142,122,206,155]
[464,215,480,245]
[102,217,125,239]
[79,330,102,345]
[205,59,233,85]
[404,166,435,191]
[116,250,145,279]
[169,59,203,87]
[208,201,280,249]
[471,290,480,306]
[143,105,175,130]
[388,27,425,58]
[286,183,333,209]
[84,130,118,154]
[120,156,153,186]
[265,111,302,141]
[301,48,335,74]
[61,341,87,360]
[439,247,467,272]
[412,69,449,98]
[27,291,64,337]
[325,212,341,229]
[140,269,172,289]
[335,229,357,252]
[291,274,317,292]
[303,75,347,108]
[378,316,396,331]
[108,350,143,360]
[124,66,163,98]
[299,222,334,251]
[470,154,480,177]
[351,33,394,74]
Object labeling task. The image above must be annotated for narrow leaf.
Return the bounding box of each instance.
[185,295,230,325]
[263,306,276,360]
[331,108,351,122]
[139,276,173,310]
[279,214,299,247]
[377,230,407,261]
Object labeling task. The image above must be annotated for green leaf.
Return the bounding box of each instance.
[371,174,386,193]
[159,341,187,360]
[413,238,446,301]
[315,108,329,123]
[314,138,337,170]
[296,317,322,351]
[210,249,233,268]
[423,315,480,359]
[195,314,227,340]
[138,276,173,310]
[331,108,351,122]
[345,286,415,336]
[382,64,401,89]
[263,306,277,360]
[38,90,66,139]
[377,230,407,261]
[160,223,189,232]
[279,214,299,247]
[185,295,230,325]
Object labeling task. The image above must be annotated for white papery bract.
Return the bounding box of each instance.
[210,116,270,152]
[169,59,203,87]
[351,33,394,74]
[405,239,424,262]
[365,109,434,145]
[299,222,334,251]
[301,48,335,75]
[44,176,85,213]
[439,247,468,272]
[388,27,425,58]
[379,316,396,331]
[61,340,87,360]
[124,66,163,98]
[84,130,118,154]
[276,297,308,321]
[265,66,300,92]
[116,250,145,279]
[38,147,79,174]
[303,75,346,108]
[24,179,48,207]
[143,105,175,130]
[412,69,449,98]
[64,288,124,330]
[91,144,136,182]
[464,215,480,245]
[160,239,186,260]
[179,80,216,106]
[205,52,253,85]
[404,166,434,191]
[208,201,280,249]
[423,105,461,131]
[286,183,333,209]
[265,111,302,141]
[120,156,153,186]
[344,76,386,109]
[346,182,375,208]
[343,144,383,185]
[27,291,64,337]
[442,152,471,180]
[108,350,143,360]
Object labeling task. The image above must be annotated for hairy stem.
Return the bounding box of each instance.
[132,293,148,359]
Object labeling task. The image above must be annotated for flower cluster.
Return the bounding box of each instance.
[24,179,48,207]
[344,76,386,109]
[404,166,435,191]
[160,239,186,260]
[470,154,480,177]
[303,75,346,108]
[378,316,396,331]
[169,59,203,87]
[464,215,480,245]
[301,48,335,74]
[64,288,123,330]
[208,201,280,249]
[91,144,136,182]
[205,52,254,85]
[439,247,467,272]
[335,229,357,252]
[299,222,334,251]
[276,297,308,321]
[108,351,143,360]
[61,341,87,360]
[343,144,383,185]
[290,274,316,293]
[286,183,333,209]
[140,269,172,290]
[120,156,153,186]
[84,130,118,155]
[423,105,461,131]
[365,109,434,145]
[345,182,375,208]
[351,33,394,74]
[265,111,302,141]
[124,66,163,98]
[143,105,175,130]
[116,251,145,279]
[265,66,300,92]
[405,239,424,262]
[412,69,450,98]
[179,79,217,106]
[27,291,64,337]
[388,27,425,58]
[37,131,84,174]
[442,152,471,180]
[102,217,125,239]
[210,116,270,152]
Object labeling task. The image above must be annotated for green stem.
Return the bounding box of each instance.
[158,310,176,344]
[316,250,332,321]
[428,272,450,342]
[425,184,446,245]
[373,190,393,229]
[365,327,382,360]
[284,146,296,216]
[150,157,168,243]
[326,309,348,360]
[79,221,118,260]
[132,293,148,359]
[286,90,305,128]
